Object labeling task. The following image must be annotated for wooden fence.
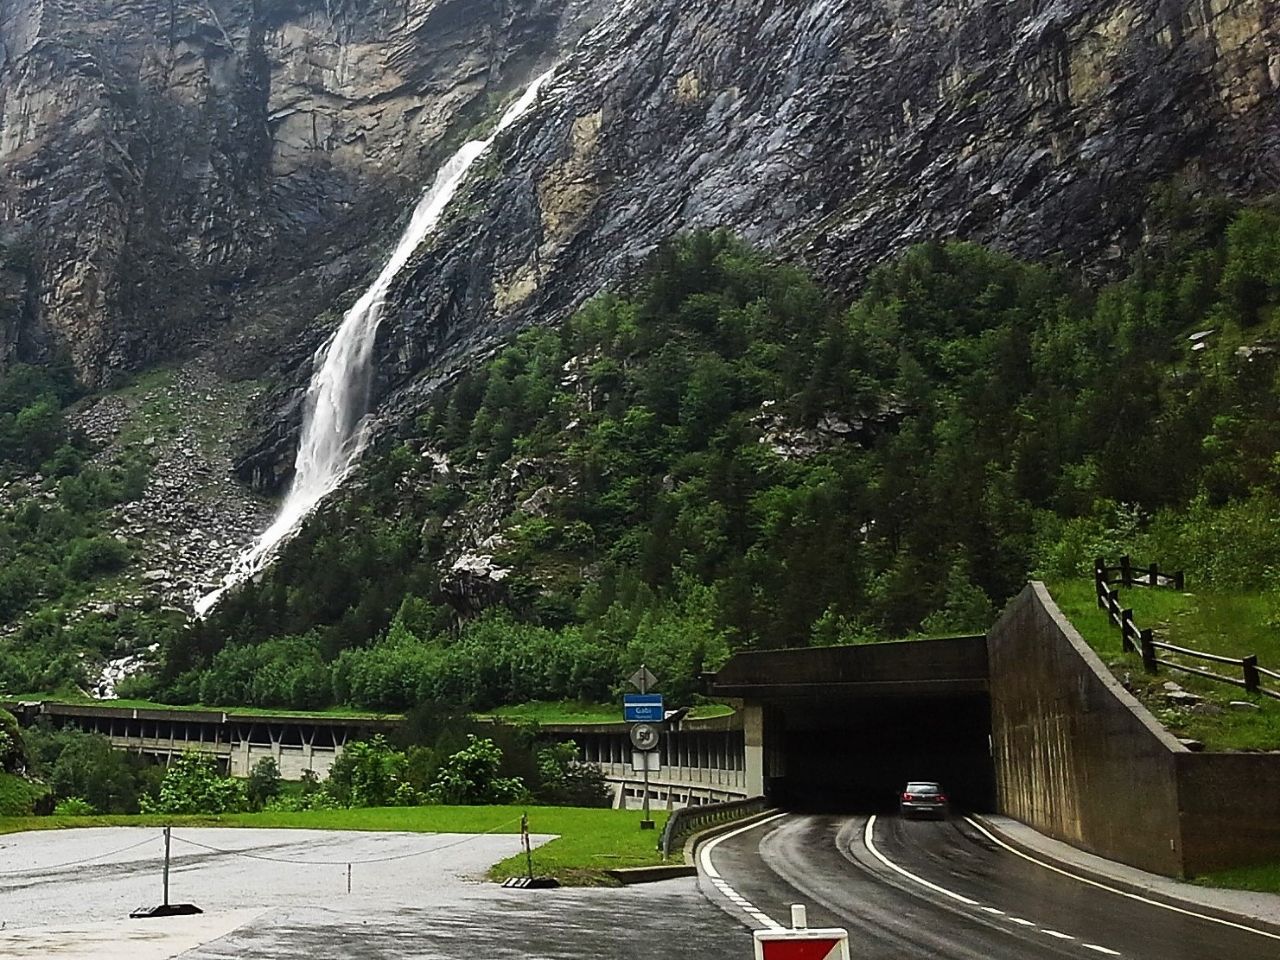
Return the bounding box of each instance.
[1094,558,1280,701]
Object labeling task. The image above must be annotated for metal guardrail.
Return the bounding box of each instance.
[1094,558,1280,701]
[658,795,769,859]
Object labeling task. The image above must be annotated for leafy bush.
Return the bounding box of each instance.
[52,796,95,816]
[426,735,528,805]
[246,757,282,811]
[141,752,246,814]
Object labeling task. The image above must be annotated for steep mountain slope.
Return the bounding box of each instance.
[0,0,606,384]
[238,0,1280,486]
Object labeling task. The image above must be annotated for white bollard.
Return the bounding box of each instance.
[791,904,808,929]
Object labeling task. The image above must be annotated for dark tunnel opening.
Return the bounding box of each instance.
[767,693,996,813]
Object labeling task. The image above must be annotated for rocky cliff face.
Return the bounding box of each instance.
[0,0,604,384]
[3,0,1277,488]
[235,0,1280,487]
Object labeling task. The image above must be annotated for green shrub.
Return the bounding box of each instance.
[52,796,95,816]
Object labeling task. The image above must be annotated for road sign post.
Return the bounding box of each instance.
[625,664,661,830]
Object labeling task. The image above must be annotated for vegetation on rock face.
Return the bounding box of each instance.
[0,360,169,694]
[137,196,1280,713]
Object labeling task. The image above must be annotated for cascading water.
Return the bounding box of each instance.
[195,68,556,617]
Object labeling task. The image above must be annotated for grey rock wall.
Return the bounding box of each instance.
[0,0,604,384]
[3,0,1277,483]
[252,0,1275,487]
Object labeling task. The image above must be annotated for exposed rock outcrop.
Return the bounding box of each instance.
[3,0,1278,496]
[0,0,607,384]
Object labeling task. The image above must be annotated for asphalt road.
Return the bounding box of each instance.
[0,827,749,960]
[699,813,1280,960]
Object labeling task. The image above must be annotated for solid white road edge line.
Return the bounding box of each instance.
[865,815,1124,957]
[698,813,788,930]
[863,815,980,906]
[964,816,1280,943]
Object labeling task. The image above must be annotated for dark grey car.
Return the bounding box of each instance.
[899,781,949,819]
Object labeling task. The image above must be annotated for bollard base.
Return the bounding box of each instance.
[130,903,203,919]
[501,876,560,889]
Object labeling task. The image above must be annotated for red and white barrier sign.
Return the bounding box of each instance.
[753,906,850,960]
[752,928,850,960]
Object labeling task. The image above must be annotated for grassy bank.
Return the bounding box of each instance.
[1196,862,1280,895]
[1,693,399,720]
[476,700,735,725]
[0,805,669,885]
[7,694,735,727]
[1047,580,1280,750]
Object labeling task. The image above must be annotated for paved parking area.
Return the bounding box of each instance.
[0,828,746,959]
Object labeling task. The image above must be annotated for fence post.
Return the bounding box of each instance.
[1243,655,1260,693]
[1120,609,1135,653]
[1173,570,1185,591]
[1140,629,1157,673]
[1120,555,1132,587]
[1148,563,1158,586]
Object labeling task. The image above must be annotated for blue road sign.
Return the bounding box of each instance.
[624,693,664,723]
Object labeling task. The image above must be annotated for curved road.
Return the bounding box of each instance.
[698,813,1280,960]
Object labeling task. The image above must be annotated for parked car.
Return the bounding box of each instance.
[899,781,949,819]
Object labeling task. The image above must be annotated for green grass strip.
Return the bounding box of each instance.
[0,805,671,886]
[1194,861,1280,895]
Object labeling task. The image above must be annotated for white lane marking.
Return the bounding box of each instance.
[698,813,787,930]
[865,815,1124,956]
[863,816,980,906]
[965,817,1280,943]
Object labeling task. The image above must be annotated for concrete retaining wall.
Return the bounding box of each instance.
[1177,753,1280,874]
[989,582,1280,877]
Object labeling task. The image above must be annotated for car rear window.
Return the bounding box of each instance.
[906,783,941,794]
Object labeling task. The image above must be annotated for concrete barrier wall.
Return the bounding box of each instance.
[988,583,1187,876]
[990,582,1280,878]
[1177,753,1280,875]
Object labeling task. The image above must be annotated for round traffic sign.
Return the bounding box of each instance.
[629,722,660,751]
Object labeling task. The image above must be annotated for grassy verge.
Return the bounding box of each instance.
[1047,580,1280,751]
[7,694,734,726]
[1195,862,1280,895]
[477,700,735,725]
[1,693,399,721]
[0,805,669,885]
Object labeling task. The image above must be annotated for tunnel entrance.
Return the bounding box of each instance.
[770,692,995,812]
[709,635,995,814]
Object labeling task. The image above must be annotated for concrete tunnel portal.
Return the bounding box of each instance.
[709,636,996,812]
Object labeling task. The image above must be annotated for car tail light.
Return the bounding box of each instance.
[902,792,913,801]
[937,795,947,803]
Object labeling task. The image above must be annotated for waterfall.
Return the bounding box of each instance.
[194,68,556,618]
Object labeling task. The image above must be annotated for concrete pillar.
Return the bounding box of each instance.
[744,702,765,797]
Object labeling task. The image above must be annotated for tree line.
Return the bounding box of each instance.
[24,190,1280,713]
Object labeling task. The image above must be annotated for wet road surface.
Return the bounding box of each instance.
[700,813,1280,960]
[0,827,749,959]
